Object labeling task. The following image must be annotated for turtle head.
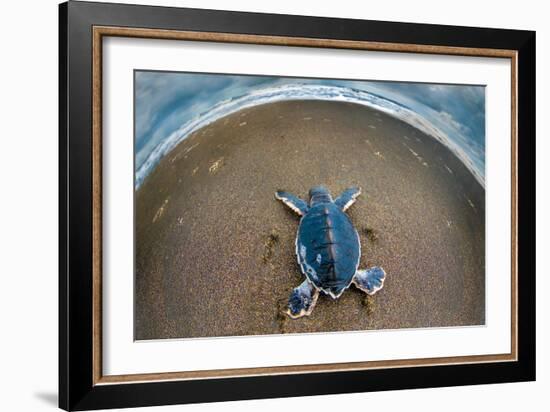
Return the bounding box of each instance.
[309,186,333,205]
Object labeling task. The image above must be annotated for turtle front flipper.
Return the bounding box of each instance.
[275,191,309,216]
[286,280,319,318]
[334,187,361,211]
[353,266,386,295]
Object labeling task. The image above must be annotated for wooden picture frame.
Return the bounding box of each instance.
[59,1,535,410]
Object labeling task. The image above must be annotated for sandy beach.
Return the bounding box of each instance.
[135,100,485,340]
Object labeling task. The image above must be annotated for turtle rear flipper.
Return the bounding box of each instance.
[353,266,386,295]
[334,187,361,211]
[286,280,319,318]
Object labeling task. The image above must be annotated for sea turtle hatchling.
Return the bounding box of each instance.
[275,186,386,318]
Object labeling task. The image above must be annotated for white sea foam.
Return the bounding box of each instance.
[135,84,484,188]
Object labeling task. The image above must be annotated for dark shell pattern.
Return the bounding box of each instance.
[296,201,360,298]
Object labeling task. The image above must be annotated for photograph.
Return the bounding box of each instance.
[134,71,486,340]
[52,1,536,410]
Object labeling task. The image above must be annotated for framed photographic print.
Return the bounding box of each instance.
[59,1,536,410]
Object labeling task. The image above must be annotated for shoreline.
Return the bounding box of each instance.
[136,96,485,190]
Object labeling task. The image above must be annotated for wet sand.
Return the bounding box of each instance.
[135,100,485,340]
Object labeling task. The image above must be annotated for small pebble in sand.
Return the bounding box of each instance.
[239,121,247,127]
[209,158,224,174]
[192,166,199,176]
[152,198,169,223]
[466,197,476,211]
[185,143,199,154]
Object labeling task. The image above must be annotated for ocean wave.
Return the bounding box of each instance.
[135,84,484,189]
